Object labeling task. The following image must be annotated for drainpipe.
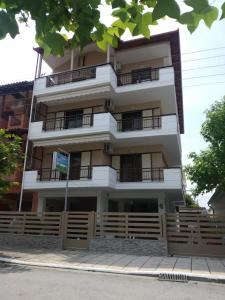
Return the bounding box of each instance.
[18,47,44,212]
[107,44,110,63]
[70,48,74,70]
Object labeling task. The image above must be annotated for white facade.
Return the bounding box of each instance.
[24,31,184,213]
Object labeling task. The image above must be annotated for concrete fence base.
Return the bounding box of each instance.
[0,234,63,250]
[89,237,168,256]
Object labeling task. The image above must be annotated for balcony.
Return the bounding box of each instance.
[29,112,116,146]
[34,64,117,101]
[116,168,164,182]
[46,66,96,87]
[43,113,93,131]
[117,68,159,86]
[23,166,182,191]
[38,167,92,181]
[23,166,116,190]
[115,168,183,190]
[33,64,175,103]
[117,115,161,132]
[29,113,180,154]
[7,114,28,130]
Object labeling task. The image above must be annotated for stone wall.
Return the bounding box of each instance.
[0,234,63,250]
[89,237,168,256]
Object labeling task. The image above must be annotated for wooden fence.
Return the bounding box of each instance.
[95,212,164,240]
[167,213,225,257]
[0,212,62,236]
[0,211,225,256]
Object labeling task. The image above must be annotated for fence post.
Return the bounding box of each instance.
[161,213,167,240]
[125,214,128,239]
[60,211,67,238]
[88,211,95,239]
[100,212,103,237]
[22,213,26,235]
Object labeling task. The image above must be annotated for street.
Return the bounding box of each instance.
[0,263,225,300]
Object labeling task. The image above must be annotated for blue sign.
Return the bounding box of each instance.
[53,152,69,174]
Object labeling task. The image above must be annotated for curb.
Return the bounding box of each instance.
[0,257,225,284]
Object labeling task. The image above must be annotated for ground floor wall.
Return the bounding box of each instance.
[0,234,63,250]
[33,189,177,213]
[0,192,38,212]
[89,238,168,256]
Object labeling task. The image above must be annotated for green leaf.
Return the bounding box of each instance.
[187,24,198,33]
[144,0,157,8]
[112,19,126,30]
[220,2,225,20]
[0,11,19,39]
[111,0,126,9]
[127,6,138,18]
[202,6,218,28]
[142,12,157,26]
[96,39,108,51]
[126,21,136,34]
[179,12,196,24]
[39,33,67,57]
[112,9,128,22]
[152,0,180,21]
[184,0,209,14]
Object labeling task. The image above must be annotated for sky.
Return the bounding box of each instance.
[0,2,225,207]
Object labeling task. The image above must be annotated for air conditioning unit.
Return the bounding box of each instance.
[104,99,114,112]
[104,143,114,154]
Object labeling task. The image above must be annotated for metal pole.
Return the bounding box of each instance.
[70,49,74,71]
[18,52,40,212]
[107,44,110,63]
[37,53,43,78]
[64,153,70,211]
[57,148,70,212]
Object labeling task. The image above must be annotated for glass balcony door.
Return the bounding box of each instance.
[120,154,142,182]
[122,111,143,131]
[64,109,83,129]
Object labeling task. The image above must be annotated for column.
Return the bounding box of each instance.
[97,191,108,213]
[37,197,46,214]
[158,194,166,213]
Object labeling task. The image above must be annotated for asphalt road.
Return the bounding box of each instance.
[0,263,225,300]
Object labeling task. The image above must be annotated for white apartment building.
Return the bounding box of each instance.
[23,30,184,213]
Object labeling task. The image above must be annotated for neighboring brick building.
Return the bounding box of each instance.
[0,81,38,211]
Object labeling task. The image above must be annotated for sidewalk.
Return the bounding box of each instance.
[0,247,225,282]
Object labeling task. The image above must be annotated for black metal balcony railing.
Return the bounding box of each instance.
[46,66,96,87]
[43,113,93,131]
[38,167,92,181]
[117,115,161,132]
[117,68,159,86]
[117,168,164,182]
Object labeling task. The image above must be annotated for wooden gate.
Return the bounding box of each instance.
[167,213,225,257]
[62,212,95,250]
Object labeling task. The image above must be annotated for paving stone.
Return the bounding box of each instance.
[156,257,177,272]
[206,258,225,274]
[95,254,126,267]
[173,258,191,273]
[124,256,150,271]
[82,253,115,267]
[107,255,136,270]
[192,258,210,274]
[140,256,163,270]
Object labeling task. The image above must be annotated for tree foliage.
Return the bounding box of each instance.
[185,97,225,196]
[0,0,223,55]
[0,129,22,197]
[184,193,199,208]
